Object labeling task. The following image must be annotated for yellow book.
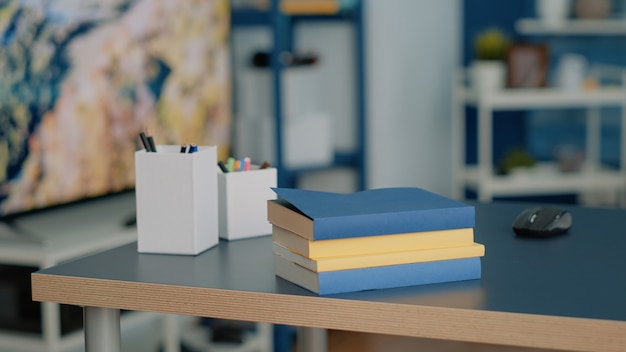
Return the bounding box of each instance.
[273,242,485,272]
[272,225,475,259]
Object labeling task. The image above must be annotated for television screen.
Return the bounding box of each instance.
[0,0,231,217]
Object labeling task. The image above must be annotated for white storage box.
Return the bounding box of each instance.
[218,166,277,240]
[238,65,321,119]
[135,145,218,255]
[283,113,333,168]
[234,112,333,169]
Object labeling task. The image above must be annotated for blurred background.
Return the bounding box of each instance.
[2,0,626,351]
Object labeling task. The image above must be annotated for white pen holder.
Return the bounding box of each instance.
[218,166,277,240]
[135,145,218,255]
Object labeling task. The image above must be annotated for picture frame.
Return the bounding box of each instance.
[506,44,549,88]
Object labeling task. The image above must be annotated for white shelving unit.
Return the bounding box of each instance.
[516,18,626,35]
[455,14,626,204]
[453,83,626,204]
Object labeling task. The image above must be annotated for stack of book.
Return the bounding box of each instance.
[268,187,485,295]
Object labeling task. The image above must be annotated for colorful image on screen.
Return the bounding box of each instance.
[0,0,231,217]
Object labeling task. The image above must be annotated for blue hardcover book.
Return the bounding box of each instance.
[274,254,482,295]
[268,187,475,241]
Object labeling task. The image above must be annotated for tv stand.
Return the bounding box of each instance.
[0,219,43,244]
[122,211,137,228]
[0,192,145,352]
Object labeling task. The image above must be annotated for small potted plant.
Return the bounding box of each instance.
[497,148,536,175]
[470,27,510,93]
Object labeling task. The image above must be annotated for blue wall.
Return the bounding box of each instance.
[526,34,625,166]
[462,1,532,167]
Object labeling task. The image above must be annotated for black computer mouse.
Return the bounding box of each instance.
[512,205,572,238]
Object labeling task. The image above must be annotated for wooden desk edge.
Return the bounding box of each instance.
[32,273,626,352]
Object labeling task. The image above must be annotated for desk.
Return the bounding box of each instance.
[32,201,626,352]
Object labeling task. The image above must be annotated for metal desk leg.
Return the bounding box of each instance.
[84,307,121,352]
[41,301,61,352]
[162,314,181,352]
[298,327,327,352]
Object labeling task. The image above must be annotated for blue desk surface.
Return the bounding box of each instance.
[33,201,626,350]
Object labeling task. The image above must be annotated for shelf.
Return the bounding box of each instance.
[0,310,156,352]
[284,151,360,175]
[180,318,272,352]
[280,0,340,15]
[231,9,272,26]
[231,0,357,26]
[516,18,626,35]
[460,86,626,110]
[454,17,626,204]
[0,329,82,351]
[460,163,625,197]
[230,0,366,189]
[455,80,626,203]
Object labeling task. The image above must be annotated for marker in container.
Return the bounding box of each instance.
[226,157,236,172]
[147,137,156,152]
[217,161,229,173]
[139,132,152,152]
[145,129,157,152]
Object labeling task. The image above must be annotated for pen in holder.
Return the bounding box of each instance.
[218,164,277,240]
[135,145,218,255]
